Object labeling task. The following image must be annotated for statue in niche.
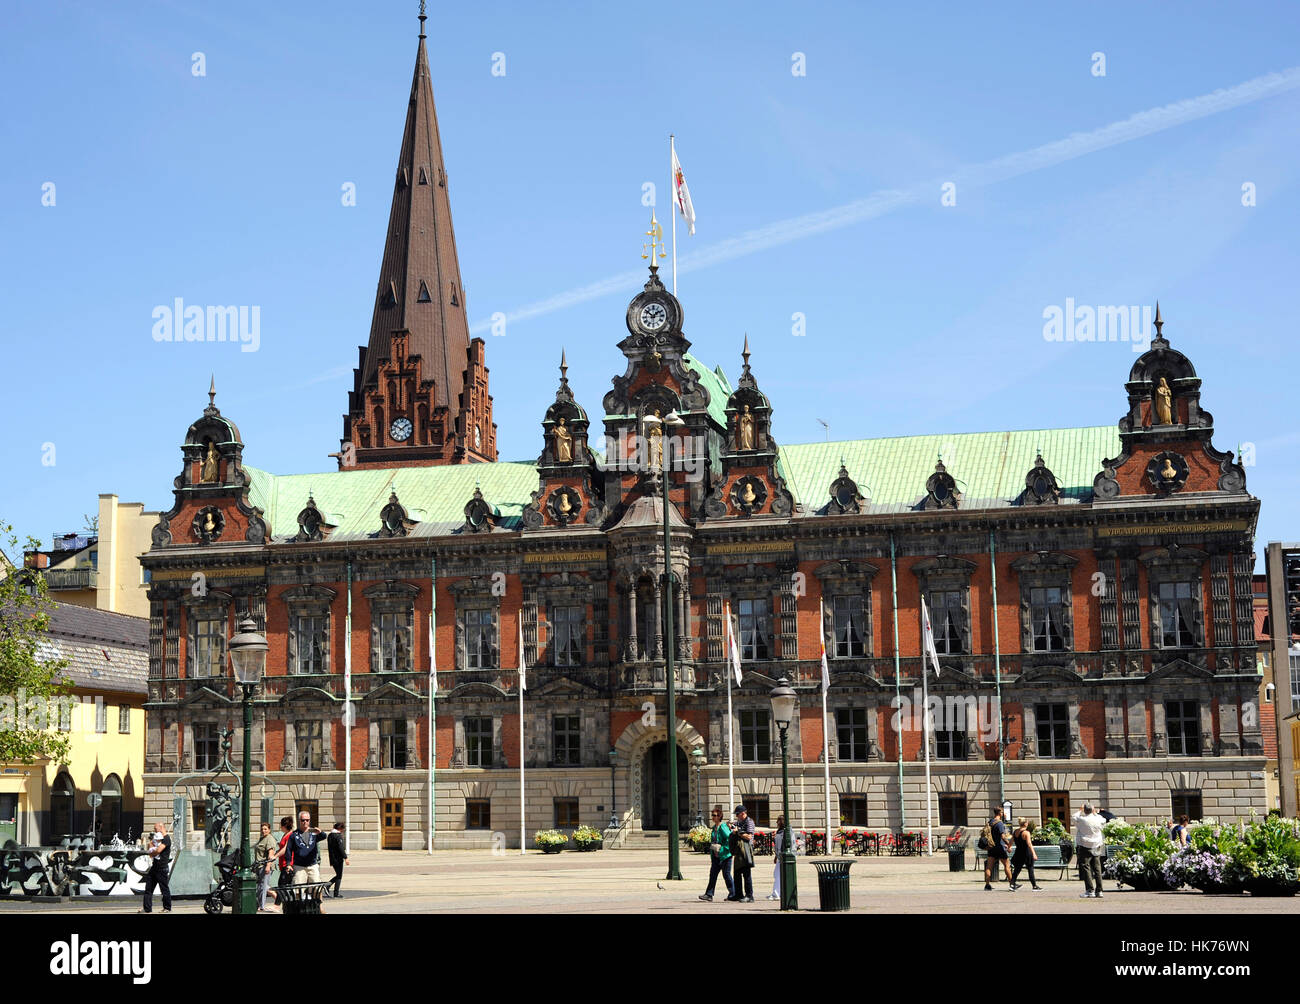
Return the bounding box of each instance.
[200,441,219,483]
[741,481,756,505]
[203,510,217,534]
[556,491,572,516]
[552,416,573,463]
[1154,377,1174,425]
[646,411,664,471]
[1160,455,1177,481]
[735,404,755,451]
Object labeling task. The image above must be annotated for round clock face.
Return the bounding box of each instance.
[639,302,667,331]
[389,417,413,442]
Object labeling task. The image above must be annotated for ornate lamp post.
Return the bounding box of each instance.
[770,676,798,910]
[608,748,618,831]
[228,617,267,915]
[691,746,706,828]
[643,408,686,881]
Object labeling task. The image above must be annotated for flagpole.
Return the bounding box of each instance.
[345,560,352,854]
[669,134,678,296]
[427,557,436,855]
[921,598,935,857]
[519,619,526,856]
[725,601,735,810]
[820,598,833,855]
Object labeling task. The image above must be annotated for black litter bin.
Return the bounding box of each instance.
[280,881,330,915]
[948,846,966,871]
[810,859,854,911]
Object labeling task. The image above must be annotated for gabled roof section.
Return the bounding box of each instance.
[357,24,470,412]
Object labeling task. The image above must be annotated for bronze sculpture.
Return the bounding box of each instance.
[200,441,219,483]
[553,417,573,463]
[1154,377,1173,425]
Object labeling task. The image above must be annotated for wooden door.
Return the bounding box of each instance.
[1040,791,1069,826]
[381,799,404,850]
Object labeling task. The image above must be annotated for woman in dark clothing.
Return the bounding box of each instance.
[1010,818,1043,891]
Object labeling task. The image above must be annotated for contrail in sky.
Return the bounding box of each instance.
[469,65,1300,334]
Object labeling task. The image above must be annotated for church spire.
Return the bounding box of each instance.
[342,9,495,467]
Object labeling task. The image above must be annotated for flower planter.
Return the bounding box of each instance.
[574,841,602,852]
[540,844,565,854]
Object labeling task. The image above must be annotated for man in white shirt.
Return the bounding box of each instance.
[1073,803,1106,899]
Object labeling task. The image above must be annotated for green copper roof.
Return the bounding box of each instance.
[245,425,1120,538]
[682,353,732,427]
[778,425,1120,514]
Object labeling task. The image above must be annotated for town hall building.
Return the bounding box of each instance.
[140,15,1264,848]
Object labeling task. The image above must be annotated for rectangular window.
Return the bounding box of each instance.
[929,589,965,655]
[465,609,494,669]
[1035,703,1070,759]
[298,720,324,770]
[836,707,868,762]
[192,802,207,835]
[742,796,770,828]
[194,723,219,771]
[739,709,771,763]
[379,719,408,769]
[552,714,581,766]
[295,800,319,830]
[293,614,326,674]
[1290,654,1300,706]
[840,795,868,827]
[466,799,491,829]
[550,604,584,667]
[935,727,963,760]
[1171,790,1202,821]
[938,794,968,827]
[192,614,225,677]
[738,597,771,661]
[1166,700,1201,757]
[378,611,411,672]
[1030,586,1068,651]
[832,594,866,658]
[94,699,107,734]
[554,798,580,829]
[118,705,131,734]
[465,716,493,767]
[1040,791,1070,826]
[1158,581,1197,648]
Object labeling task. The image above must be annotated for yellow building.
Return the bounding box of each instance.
[23,494,157,619]
[0,602,147,847]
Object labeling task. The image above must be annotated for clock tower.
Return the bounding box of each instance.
[340,10,496,468]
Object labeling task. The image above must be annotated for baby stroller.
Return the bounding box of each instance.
[203,851,239,914]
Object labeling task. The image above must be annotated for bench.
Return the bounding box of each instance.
[974,842,1074,880]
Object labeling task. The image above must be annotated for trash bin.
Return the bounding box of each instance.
[811,859,854,911]
[279,881,330,915]
[948,846,966,872]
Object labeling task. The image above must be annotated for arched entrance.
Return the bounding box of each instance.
[643,742,688,830]
[50,772,75,841]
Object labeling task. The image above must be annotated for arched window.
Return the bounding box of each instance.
[98,774,123,841]
[50,772,75,841]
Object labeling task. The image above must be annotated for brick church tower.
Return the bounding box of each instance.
[341,9,496,468]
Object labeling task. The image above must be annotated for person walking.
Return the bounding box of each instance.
[1073,803,1106,898]
[767,814,789,900]
[289,810,324,885]
[1010,818,1042,891]
[731,804,756,903]
[982,807,1014,890]
[698,806,734,902]
[274,816,294,905]
[1172,814,1190,848]
[140,821,172,914]
[253,821,279,912]
[327,822,349,898]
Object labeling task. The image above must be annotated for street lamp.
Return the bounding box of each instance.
[691,747,706,828]
[770,676,799,910]
[228,616,267,916]
[643,408,686,881]
[608,748,618,831]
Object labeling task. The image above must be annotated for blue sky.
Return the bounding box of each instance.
[2,1,1297,559]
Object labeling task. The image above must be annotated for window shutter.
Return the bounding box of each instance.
[287,616,299,673]
[318,614,331,672]
[489,607,500,668]
[185,614,196,677]
[1059,593,1074,649]
[370,617,382,672]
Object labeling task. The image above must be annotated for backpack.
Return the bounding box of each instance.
[977,823,993,851]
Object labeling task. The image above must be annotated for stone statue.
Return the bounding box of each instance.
[1154,377,1173,425]
[553,417,573,463]
[200,441,219,483]
[205,782,233,852]
[736,404,755,451]
[647,412,664,471]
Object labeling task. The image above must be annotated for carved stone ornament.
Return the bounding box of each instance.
[1145,451,1189,495]
[1022,453,1061,505]
[296,495,325,542]
[827,464,864,515]
[151,513,173,547]
[463,487,494,533]
[547,486,582,526]
[378,491,410,538]
[729,476,768,515]
[192,506,225,544]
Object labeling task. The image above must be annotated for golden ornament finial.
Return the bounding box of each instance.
[641,210,667,266]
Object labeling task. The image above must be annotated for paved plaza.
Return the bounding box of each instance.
[2,850,1296,914]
